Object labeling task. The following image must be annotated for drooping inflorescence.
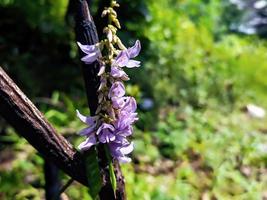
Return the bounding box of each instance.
[76,1,141,163]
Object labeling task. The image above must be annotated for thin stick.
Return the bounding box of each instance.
[53,178,74,200]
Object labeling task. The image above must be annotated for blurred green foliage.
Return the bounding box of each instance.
[1,0,267,199]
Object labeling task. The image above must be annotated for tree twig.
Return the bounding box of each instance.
[0,66,87,186]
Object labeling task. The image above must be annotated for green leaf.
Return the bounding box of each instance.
[85,148,102,200]
[109,161,117,194]
[104,145,117,194]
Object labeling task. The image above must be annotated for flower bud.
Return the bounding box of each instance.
[113,19,121,29]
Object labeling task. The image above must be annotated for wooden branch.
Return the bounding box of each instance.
[0,67,87,186]
[74,1,126,199]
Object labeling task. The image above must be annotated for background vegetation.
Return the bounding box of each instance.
[1,0,267,199]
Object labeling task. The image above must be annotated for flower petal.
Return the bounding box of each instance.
[114,51,130,67]
[116,125,133,136]
[96,123,115,135]
[127,40,141,58]
[108,81,126,98]
[110,67,129,80]
[76,110,98,126]
[98,131,116,143]
[118,156,132,163]
[126,59,141,68]
[120,142,134,155]
[81,52,99,64]
[112,97,129,109]
[78,136,97,151]
[78,127,95,136]
[77,42,97,54]
[121,97,137,113]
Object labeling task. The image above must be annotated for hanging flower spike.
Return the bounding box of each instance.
[77,42,101,64]
[76,1,141,163]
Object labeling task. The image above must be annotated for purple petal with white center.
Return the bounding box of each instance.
[126,60,141,68]
[108,81,125,98]
[77,42,97,54]
[98,130,116,143]
[127,40,141,58]
[96,123,115,135]
[78,136,97,151]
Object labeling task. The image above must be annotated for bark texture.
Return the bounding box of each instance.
[0,67,87,186]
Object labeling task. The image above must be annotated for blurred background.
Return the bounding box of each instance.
[1,0,267,199]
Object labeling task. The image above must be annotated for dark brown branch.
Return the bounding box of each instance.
[0,67,87,186]
[74,1,126,199]
[44,160,61,200]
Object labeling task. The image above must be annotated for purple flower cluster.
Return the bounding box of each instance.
[77,40,141,163]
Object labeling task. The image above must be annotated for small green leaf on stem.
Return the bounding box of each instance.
[104,145,117,194]
[85,148,102,200]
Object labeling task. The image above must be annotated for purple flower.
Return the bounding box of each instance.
[108,81,125,98]
[115,112,138,130]
[78,135,97,151]
[111,96,129,109]
[77,42,101,64]
[108,141,134,163]
[113,97,138,130]
[121,97,137,113]
[76,39,141,163]
[110,66,129,80]
[76,110,98,136]
[96,123,116,143]
[112,40,141,68]
[115,125,133,137]
[127,40,141,58]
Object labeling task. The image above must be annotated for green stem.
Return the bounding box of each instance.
[104,145,117,194]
